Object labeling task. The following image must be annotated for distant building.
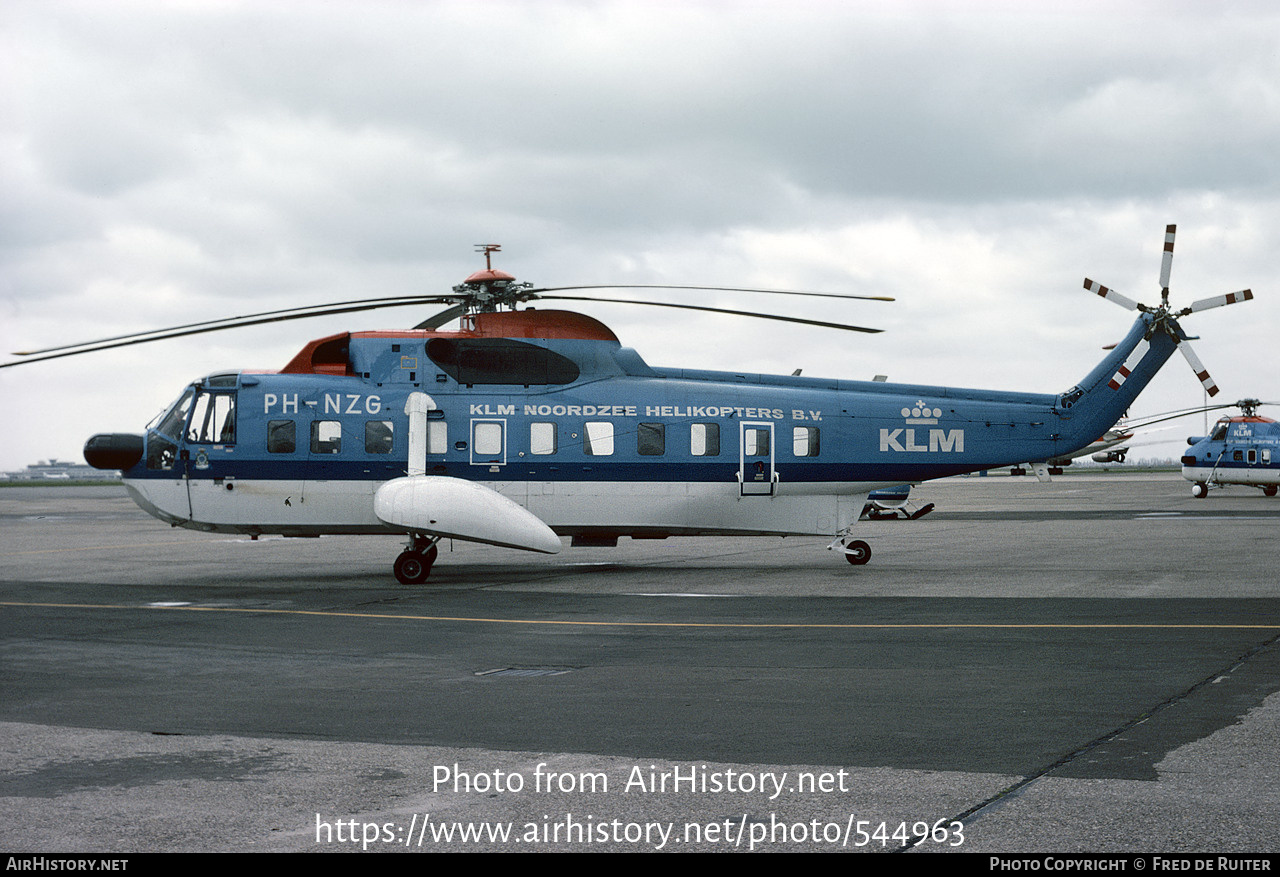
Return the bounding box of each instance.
[3,458,120,482]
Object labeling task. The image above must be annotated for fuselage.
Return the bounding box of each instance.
[91,308,1177,541]
[1182,415,1280,493]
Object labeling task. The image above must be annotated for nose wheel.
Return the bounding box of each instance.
[393,537,440,584]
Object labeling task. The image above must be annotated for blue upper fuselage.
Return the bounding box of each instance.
[1183,417,1280,472]
[119,309,1175,489]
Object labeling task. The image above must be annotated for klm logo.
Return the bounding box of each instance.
[880,401,964,453]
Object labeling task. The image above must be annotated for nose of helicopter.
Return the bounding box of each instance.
[83,433,144,471]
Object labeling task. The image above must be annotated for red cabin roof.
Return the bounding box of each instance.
[279,309,619,374]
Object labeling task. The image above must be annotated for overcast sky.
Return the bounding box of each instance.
[3,0,1278,472]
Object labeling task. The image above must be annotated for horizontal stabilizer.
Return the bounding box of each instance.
[375,476,562,554]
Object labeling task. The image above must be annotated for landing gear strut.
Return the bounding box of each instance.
[393,535,440,584]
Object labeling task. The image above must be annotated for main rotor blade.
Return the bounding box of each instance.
[1,297,456,369]
[1177,339,1219,397]
[1159,224,1176,290]
[414,303,470,331]
[10,295,459,359]
[534,295,883,333]
[1122,403,1237,429]
[1183,289,1253,314]
[526,284,894,302]
[1084,279,1140,311]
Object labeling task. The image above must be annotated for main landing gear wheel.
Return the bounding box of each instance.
[1265,486,1277,497]
[393,542,439,585]
[1191,482,1208,499]
[843,539,872,566]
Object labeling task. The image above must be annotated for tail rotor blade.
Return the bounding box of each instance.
[1184,289,1254,314]
[1107,338,1150,390]
[1084,279,1140,311]
[1177,340,1220,397]
[1159,224,1176,291]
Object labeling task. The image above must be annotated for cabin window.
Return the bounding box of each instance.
[744,426,770,457]
[473,422,504,457]
[427,420,448,455]
[311,421,341,454]
[1265,450,1272,464]
[583,422,614,456]
[691,423,720,456]
[1233,450,1243,462]
[267,420,296,454]
[531,422,557,455]
[365,421,394,454]
[1247,449,1257,464]
[792,426,820,457]
[638,423,665,456]
[187,391,236,444]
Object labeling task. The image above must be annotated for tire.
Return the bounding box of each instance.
[843,540,872,566]
[1191,482,1208,499]
[394,550,430,585]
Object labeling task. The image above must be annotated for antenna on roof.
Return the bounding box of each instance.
[474,244,502,270]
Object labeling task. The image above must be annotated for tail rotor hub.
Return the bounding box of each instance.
[1084,224,1254,398]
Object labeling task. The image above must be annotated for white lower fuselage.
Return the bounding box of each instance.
[1181,464,1279,488]
[125,476,878,539]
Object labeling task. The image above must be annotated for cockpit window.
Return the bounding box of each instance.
[187,391,236,444]
[154,388,195,441]
[1210,421,1229,442]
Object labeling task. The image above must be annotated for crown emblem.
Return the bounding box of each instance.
[902,401,941,425]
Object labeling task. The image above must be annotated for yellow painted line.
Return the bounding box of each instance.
[2,601,1278,630]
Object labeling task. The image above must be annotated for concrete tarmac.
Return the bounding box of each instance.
[2,474,1278,853]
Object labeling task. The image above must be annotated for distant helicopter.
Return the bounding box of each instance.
[1009,424,1136,478]
[6,229,1254,582]
[1008,407,1188,477]
[1182,399,1280,497]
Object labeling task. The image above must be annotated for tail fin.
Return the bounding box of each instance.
[1054,314,1179,453]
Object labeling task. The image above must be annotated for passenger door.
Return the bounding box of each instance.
[738,421,776,496]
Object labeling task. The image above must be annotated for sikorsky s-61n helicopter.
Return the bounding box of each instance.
[1182,399,1280,498]
[8,229,1253,583]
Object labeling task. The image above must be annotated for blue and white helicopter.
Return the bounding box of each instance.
[1182,399,1280,498]
[9,229,1253,583]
